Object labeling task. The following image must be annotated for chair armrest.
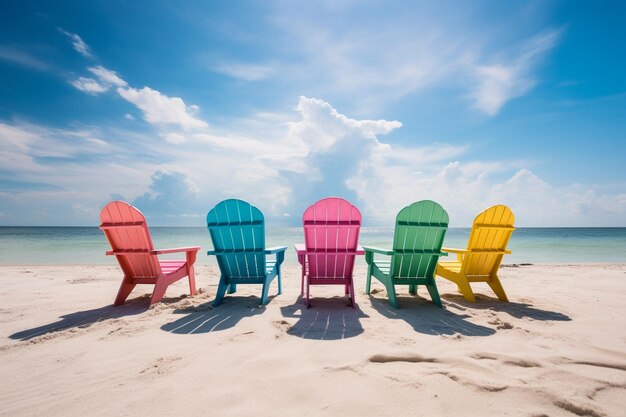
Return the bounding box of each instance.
[106,249,150,256]
[152,246,201,255]
[295,244,364,255]
[362,246,394,255]
[363,246,394,265]
[441,247,469,254]
[294,243,306,255]
[265,246,287,266]
[265,246,288,254]
[442,247,467,262]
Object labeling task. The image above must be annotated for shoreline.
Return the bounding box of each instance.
[1,264,625,416]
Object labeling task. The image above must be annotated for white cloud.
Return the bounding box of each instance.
[162,132,186,144]
[470,30,562,115]
[70,65,128,95]
[69,77,108,95]
[0,46,49,71]
[212,61,274,81]
[68,62,209,132]
[117,86,208,130]
[88,66,127,87]
[249,4,562,115]
[124,113,135,120]
[59,29,92,58]
[3,95,623,226]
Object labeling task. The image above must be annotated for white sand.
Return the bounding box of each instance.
[0,264,625,417]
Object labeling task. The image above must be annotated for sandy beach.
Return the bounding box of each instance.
[0,264,625,416]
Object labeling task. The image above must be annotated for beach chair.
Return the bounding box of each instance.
[207,199,287,306]
[295,197,364,308]
[364,200,448,308]
[99,201,199,306]
[436,205,515,302]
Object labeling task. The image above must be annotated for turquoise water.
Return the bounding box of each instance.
[0,227,625,266]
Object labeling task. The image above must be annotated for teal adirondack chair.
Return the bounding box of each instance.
[207,199,287,306]
[364,200,449,308]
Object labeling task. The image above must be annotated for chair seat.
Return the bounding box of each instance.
[437,261,462,273]
[159,260,186,274]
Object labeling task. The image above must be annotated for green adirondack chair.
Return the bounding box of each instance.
[364,200,449,308]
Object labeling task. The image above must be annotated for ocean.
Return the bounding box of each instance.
[0,227,624,266]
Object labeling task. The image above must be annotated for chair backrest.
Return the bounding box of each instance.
[99,201,162,279]
[463,205,515,276]
[303,197,362,280]
[390,200,449,279]
[207,199,266,279]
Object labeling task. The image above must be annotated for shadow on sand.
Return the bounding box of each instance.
[280,296,368,340]
[369,292,496,336]
[441,293,572,322]
[9,296,149,341]
[160,295,272,334]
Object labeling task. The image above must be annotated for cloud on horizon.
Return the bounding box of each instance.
[2,95,625,227]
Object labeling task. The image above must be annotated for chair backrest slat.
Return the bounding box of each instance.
[303,197,362,280]
[391,200,449,279]
[464,205,515,276]
[207,199,266,278]
[99,201,162,278]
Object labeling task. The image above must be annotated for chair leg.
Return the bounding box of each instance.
[488,274,509,302]
[457,278,476,302]
[300,265,305,295]
[365,265,373,294]
[306,281,311,308]
[227,283,237,294]
[277,267,283,295]
[409,284,417,295]
[426,280,443,308]
[260,280,270,305]
[150,280,168,305]
[213,276,228,307]
[349,281,356,308]
[114,277,136,306]
[187,265,197,296]
[386,282,398,309]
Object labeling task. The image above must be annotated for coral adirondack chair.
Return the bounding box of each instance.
[295,197,364,308]
[99,201,199,306]
[364,200,449,308]
[436,205,515,302]
[207,199,287,306]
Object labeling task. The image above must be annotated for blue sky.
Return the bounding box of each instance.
[0,0,625,226]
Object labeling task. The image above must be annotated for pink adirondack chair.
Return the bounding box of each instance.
[99,201,200,306]
[295,197,364,307]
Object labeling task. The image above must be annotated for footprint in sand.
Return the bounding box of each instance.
[228,331,255,342]
[395,337,415,346]
[139,356,182,377]
[487,317,514,330]
[102,322,146,339]
[553,399,604,417]
[368,354,439,364]
[272,320,292,338]
[472,352,541,368]
[432,370,509,393]
[440,333,464,341]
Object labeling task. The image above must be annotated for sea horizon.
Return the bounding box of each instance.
[2,226,625,266]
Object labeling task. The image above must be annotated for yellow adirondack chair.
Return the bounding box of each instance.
[436,205,515,302]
